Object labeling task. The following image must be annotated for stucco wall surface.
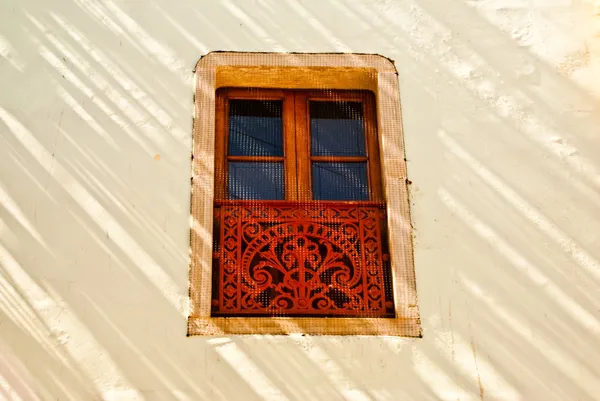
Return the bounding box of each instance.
[1,0,600,400]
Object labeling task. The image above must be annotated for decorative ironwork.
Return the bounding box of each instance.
[212,201,395,317]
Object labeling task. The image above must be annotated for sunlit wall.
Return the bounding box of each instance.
[1,0,600,400]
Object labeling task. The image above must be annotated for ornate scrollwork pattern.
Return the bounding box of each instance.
[212,201,394,317]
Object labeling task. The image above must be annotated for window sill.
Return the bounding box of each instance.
[188,316,421,337]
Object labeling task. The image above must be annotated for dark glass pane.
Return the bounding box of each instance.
[312,162,369,201]
[229,100,283,157]
[310,101,365,157]
[228,162,284,200]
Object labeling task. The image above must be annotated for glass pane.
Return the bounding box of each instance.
[310,101,365,157]
[228,162,284,200]
[312,162,369,201]
[229,100,283,157]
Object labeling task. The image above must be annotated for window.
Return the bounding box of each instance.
[190,53,420,336]
[216,89,380,202]
[212,88,394,318]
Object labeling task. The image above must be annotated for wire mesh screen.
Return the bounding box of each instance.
[211,90,396,318]
[190,53,420,336]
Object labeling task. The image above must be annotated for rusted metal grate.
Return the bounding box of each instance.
[212,200,395,317]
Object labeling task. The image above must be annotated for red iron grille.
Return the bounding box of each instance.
[211,201,395,317]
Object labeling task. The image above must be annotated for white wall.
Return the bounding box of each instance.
[1,0,600,400]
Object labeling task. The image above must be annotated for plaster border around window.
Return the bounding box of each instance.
[188,52,420,336]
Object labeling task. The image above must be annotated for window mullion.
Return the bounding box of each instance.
[283,92,298,200]
[294,92,312,201]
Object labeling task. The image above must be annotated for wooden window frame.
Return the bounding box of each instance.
[189,52,420,336]
[215,88,382,202]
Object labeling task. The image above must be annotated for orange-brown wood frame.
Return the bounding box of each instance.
[214,88,382,202]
